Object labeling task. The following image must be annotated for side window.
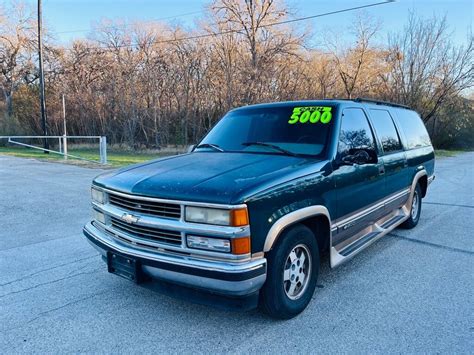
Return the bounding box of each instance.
[394,109,431,149]
[369,109,402,153]
[338,108,376,158]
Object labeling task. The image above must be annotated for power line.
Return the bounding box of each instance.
[263,0,395,28]
[67,1,395,51]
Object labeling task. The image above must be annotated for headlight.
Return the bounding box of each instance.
[186,235,250,254]
[185,206,249,226]
[91,187,106,204]
[185,207,229,225]
[187,235,231,253]
[93,209,106,224]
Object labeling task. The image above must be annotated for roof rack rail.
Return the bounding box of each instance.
[354,97,410,109]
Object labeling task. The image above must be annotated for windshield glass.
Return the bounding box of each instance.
[197,105,337,157]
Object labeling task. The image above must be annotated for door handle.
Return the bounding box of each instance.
[379,166,385,175]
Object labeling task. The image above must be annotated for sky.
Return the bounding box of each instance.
[2,0,473,46]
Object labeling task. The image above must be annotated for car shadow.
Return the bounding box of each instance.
[119,230,403,324]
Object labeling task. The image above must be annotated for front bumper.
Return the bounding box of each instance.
[83,222,266,296]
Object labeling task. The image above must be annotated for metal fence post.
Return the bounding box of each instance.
[1,136,105,164]
[63,134,68,160]
[99,136,107,164]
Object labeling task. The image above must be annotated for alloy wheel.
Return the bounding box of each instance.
[283,244,312,300]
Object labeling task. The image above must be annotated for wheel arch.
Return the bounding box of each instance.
[398,169,428,219]
[410,169,428,199]
[263,206,331,253]
[418,174,428,197]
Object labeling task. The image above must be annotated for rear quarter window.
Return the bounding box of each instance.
[393,109,431,149]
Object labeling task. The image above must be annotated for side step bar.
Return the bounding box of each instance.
[330,206,410,268]
[380,214,406,229]
[339,232,379,257]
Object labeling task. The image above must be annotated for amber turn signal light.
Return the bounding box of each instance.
[231,237,251,255]
[230,208,249,227]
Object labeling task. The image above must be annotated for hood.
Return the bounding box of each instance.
[94,152,323,204]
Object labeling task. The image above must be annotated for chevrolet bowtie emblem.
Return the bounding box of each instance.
[121,213,140,224]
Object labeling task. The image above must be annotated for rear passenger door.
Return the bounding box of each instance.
[368,109,410,211]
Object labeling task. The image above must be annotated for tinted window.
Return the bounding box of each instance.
[338,108,375,157]
[369,109,402,153]
[199,105,336,157]
[394,109,431,149]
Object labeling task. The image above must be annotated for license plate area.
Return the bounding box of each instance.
[107,252,145,283]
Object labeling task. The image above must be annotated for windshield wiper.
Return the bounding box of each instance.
[242,142,298,156]
[195,143,225,152]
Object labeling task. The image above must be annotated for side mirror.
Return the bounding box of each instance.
[341,155,356,165]
[340,148,377,166]
[352,150,371,164]
[186,145,195,153]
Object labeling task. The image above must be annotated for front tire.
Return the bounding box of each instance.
[401,183,422,229]
[260,224,319,319]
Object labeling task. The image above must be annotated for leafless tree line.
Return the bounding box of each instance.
[1,0,473,148]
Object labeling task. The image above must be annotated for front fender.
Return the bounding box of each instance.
[263,205,331,252]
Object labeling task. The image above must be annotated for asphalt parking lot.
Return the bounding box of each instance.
[1,153,473,353]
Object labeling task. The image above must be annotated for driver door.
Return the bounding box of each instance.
[332,108,386,245]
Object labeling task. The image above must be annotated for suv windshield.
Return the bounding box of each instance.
[197,105,336,157]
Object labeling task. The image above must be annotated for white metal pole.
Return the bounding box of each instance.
[100,136,107,164]
[62,94,68,159]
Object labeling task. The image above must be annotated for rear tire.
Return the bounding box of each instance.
[401,183,422,229]
[260,224,319,319]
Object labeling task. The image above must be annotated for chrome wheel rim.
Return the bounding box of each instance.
[411,191,419,219]
[283,244,311,300]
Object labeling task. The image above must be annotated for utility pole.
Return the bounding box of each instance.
[37,0,49,153]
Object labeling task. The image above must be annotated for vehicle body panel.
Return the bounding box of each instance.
[94,152,317,205]
[245,160,335,253]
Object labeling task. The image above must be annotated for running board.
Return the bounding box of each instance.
[330,207,410,268]
[380,214,406,229]
[339,232,379,257]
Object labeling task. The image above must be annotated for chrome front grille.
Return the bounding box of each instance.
[110,216,182,246]
[91,188,251,261]
[108,193,181,219]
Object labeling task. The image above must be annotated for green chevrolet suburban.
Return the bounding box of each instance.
[83,98,435,319]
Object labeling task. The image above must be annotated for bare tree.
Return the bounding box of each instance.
[384,13,474,123]
[326,13,380,99]
[210,0,301,103]
[1,1,472,150]
[304,52,338,99]
[0,1,36,119]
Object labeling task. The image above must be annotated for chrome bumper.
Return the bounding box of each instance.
[83,222,266,296]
